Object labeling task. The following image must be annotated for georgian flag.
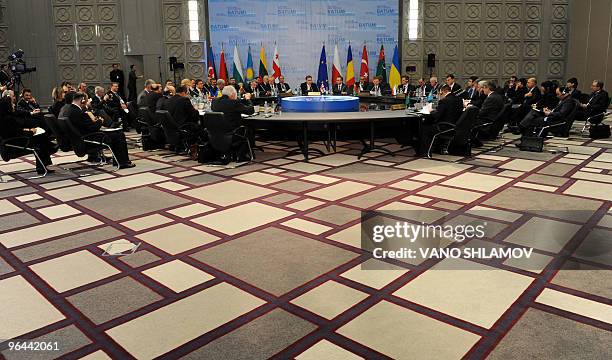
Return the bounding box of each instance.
[272,43,281,81]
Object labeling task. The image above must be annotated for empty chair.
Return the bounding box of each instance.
[155,110,202,154]
[138,107,165,150]
[44,113,71,152]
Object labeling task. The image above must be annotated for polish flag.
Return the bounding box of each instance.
[360,44,369,82]
[272,43,281,81]
[331,44,342,84]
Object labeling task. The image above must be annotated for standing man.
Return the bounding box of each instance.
[127,65,143,102]
[110,63,126,99]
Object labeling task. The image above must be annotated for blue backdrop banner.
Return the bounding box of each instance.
[208,0,399,89]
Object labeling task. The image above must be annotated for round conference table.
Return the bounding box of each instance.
[245,110,422,161]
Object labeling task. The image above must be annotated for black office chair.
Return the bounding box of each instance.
[138,107,165,150]
[127,101,140,133]
[427,106,480,159]
[155,110,202,156]
[476,103,513,141]
[57,117,119,171]
[205,111,254,163]
[0,135,47,182]
[535,99,579,138]
[44,114,71,152]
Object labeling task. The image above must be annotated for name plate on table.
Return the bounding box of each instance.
[307,92,321,96]
[391,104,406,111]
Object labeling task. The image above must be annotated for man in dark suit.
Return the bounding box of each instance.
[211,86,255,162]
[461,76,479,101]
[16,88,41,113]
[417,85,464,155]
[519,87,577,136]
[503,76,518,100]
[398,76,415,95]
[565,78,582,101]
[211,86,255,129]
[426,77,440,95]
[332,76,347,95]
[581,80,610,122]
[109,63,126,99]
[128,65,143,102]
[369,76,391,96]
[104,82,130,130]
[522,78,542,107]
[144,84,163,113]
[431,85,463,124]
[300,75,316,95]
[166,86,200,125]
[137,79,156,107]
[65,92,134,168]
[245,80,262,98]
[445,74,462,95]
[477,81,505,125]
[357,75,371,93]
[415,78,428,97]
[277,75,291,93]
[0,94,56,174]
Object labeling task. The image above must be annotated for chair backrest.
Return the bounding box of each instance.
[489,103,513,136]
[204,112,234,153]
[558,98,580,137]
[0,135,31,162]
[155,110,180,145]
[453,106,480,145]
[44,114,72,152]
[57,117,88,157]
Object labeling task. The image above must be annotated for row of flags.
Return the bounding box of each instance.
[206,43,402,92]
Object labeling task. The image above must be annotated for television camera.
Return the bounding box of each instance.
[7,49,37,94]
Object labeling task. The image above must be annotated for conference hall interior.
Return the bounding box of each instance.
[1,0,611,359]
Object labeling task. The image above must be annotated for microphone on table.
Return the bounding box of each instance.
[454,88,467,97]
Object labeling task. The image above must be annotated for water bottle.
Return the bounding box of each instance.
[264,101,269,114]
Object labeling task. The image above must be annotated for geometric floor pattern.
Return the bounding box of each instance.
[1,128,611,359]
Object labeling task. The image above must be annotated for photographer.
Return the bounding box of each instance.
[0,65,9,86]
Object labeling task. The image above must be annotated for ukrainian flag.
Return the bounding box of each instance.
[389,44,401,93]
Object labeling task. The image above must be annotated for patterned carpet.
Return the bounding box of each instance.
[1,125,611,359]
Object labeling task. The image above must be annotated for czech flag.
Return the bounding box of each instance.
[218,46,228,81]
[259,44,268,77]
[272,43,281,81]
[345,44,355,88]
[317,44,329,91]
[389,44,401,94]
[207,45,216,80]
[245,45,254,81]
[360,44,369,82]
[232,44,244,84]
